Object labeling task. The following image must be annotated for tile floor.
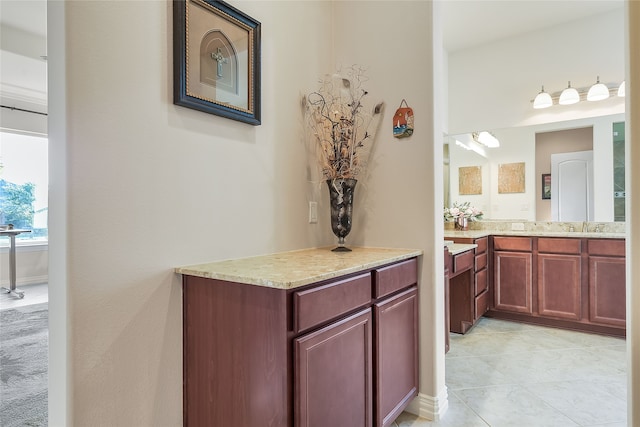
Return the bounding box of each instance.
[394,317,627,427]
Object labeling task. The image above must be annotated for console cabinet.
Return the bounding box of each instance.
[182,256,419,427]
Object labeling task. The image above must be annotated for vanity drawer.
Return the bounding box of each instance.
[475,253,487,271]
[493,236,532,252]
[373,258,418,298]
[294,273,371,333]
[475,290,489,319]
[453,250,474,274]
[588,239,625,257]
[538,238,581,254]
[475,237,488,254]
[475,268,488,295]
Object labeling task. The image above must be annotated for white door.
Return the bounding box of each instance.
[551,150,594,221]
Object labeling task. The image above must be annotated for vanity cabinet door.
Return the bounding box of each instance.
[537,254,582,320]
[374,287,418,427]
[494,251,533,314]
[294,309,372,427]
[589,256,626,327]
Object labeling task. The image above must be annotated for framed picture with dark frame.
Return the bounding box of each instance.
[542,173,551,200]
[173,0,261,125]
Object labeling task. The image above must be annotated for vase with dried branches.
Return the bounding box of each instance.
[303,66,384,251]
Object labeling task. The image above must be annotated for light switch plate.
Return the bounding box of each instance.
[308,201,318,223]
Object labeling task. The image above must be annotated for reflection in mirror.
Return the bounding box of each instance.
[613,122,625,221]
[444,113,625,222]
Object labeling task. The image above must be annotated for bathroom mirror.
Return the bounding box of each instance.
[444,113,625,222]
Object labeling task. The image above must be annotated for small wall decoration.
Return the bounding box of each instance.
[459,166,482,195]
[542,173,551,199]
[498,162,526,193]
[392,99,414,138]
[173,0,261,125]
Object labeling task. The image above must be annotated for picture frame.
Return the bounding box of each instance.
[542,173,551,200]
[173,0,261,125]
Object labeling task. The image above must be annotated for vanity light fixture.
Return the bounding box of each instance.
[455,138,487,157]
[533,85,553,109]
[558,81,580,105]
[587,76,610,101]
[473,131,500,148]
[531,77,623,108]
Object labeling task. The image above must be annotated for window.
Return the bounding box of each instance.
[0,131,48,242]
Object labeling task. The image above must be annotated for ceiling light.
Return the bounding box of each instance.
[559,81,580,105]
[617,81,626,97]
[473,131,500,148]
[533,86,552,109]
[455,140,471,150]
[587,76,609,101]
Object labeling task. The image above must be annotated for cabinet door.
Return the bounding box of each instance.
[589,256,626,327]
[494,251,533,314]
[294,309,372,427]
[538,254,582,320]
[374,287,418,427]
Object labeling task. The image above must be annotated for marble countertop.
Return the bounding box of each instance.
[175,246,422,290]
[444,230,625,239]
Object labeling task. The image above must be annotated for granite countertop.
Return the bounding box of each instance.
[446,242,478,255]
[175,246,422,290]
[444,230,625,239]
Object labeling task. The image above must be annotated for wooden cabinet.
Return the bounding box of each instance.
[588,239,626,327]
[473,237,489,319]
[494,246,533,314]
[182,256,419,427]
[487,236,625,337]
[295,309,373,427]
[448,236,489,334]
[374,287,418,427]
[537,238,582,320]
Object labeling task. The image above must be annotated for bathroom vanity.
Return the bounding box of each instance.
[176,247,421,427]
[446,227,626,337]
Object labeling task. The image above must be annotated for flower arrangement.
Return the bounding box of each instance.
[444,201,483,222]
[303,65,384,180]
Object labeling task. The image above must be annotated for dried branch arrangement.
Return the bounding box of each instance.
[303,66,384,180]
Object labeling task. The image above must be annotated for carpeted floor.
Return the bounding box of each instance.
[0,302,48,427]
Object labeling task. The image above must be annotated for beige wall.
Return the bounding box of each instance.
[48,1,335,425]
[48,0,443,425]
[332,0,446,417]
[535,127,594,221]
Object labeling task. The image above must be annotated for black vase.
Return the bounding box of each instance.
[327,178,357,252]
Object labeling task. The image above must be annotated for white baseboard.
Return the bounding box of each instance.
[404,387,449,421]
[0,275,48,287]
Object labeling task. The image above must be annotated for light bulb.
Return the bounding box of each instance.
[559,81,580,105]
[617,81,626,97]
[587,76,610,101]
[533,86,552,109]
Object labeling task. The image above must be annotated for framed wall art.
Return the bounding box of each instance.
[459,166,482,195]
[498,162,526,194]
[173,0,261,125]
[542,173,551,199]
